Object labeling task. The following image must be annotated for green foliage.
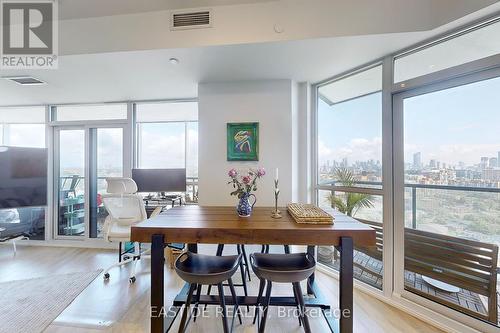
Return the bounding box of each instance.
[328,168,375,217]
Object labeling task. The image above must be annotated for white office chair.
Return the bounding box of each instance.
[101,177,161,283]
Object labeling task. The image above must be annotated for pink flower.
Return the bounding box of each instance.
[242,176,251,184]
[228,168,237,178]
[257,167,266,177]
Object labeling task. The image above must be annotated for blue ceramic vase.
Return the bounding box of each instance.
[237,193,256,217]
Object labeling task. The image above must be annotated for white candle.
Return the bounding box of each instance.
[275,168,279,182]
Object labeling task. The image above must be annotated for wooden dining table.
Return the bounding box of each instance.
[131,206,376,333]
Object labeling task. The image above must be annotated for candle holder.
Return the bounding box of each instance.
[271,179,282,219]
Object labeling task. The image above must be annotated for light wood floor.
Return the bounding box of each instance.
[0,244,445,333]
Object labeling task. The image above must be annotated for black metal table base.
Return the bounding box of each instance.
[151,239,353,333]
[162,280,338,332]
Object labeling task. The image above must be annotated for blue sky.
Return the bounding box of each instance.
[318,93,382,165]
[404,76,500,165]
[318,76,500,167]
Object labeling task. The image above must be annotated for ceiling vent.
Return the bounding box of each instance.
[171,9,211,30]
[2,76,46,85]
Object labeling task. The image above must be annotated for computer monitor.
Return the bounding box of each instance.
[132,168,186,193]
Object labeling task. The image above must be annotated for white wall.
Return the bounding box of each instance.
[198,80,295,206]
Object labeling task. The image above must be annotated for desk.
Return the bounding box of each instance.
[144,195,183,208]
[131,206,375,333]
[144,195,183,218]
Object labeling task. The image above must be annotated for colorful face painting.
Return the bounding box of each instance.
[227,122,259,161]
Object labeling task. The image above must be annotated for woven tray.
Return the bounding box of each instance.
[287,203,334,225]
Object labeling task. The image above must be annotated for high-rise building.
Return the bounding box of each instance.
[489,157,498,168]
[413,152,421,169]
[480,157,488,169]
[430,159,436,168]
[483,168,500,181]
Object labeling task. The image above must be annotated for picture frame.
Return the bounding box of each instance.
[227,122,259,161]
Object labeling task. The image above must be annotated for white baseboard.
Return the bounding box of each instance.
[0,238,116,250]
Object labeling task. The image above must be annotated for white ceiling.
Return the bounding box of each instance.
[59,0,276,20]
[0,31,429,105]
[0,1,498,105]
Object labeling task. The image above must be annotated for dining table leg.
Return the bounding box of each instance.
[339,237,353,333]
[306,245,315,295]
[187,243,198,253]
[151,234,166,333]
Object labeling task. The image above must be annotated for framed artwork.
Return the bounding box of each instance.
[227,122,259,161]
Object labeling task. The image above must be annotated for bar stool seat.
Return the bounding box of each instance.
[250,252,316,333]
[175,252,243,333]
[176,252,241,285]
[250,252,315,282]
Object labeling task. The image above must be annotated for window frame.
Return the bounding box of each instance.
[392,14,500,92]
[133,101,198,178]
[392,64,500,332]
[312,13,500,333]
[313,61,390,297]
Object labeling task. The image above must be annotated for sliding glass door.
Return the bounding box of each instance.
[90,128,124,238]
[55,126,125,238]
[394,73,500,327]
[56,128,86,236]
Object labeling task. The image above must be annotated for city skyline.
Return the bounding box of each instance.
[318,75,500,171]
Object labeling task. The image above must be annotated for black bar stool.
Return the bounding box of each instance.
[250,252,316,333]
[206,244,251,304]
[175,252,243,333]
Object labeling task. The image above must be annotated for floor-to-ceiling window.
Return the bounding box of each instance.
[396,75,500,327]
[92,128,123,237]
[392,19,500,330]
[52,104,128,238]
[315,15,500,333]
[0,106,47,240]
[315,65,385,290]
[135,101,198,203]
[0,100,197,241]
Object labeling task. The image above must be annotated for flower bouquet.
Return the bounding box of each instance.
[228,167,265,217]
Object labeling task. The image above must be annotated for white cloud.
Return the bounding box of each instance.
[139,130,185,168]
[318,136,382,165]
[5,124,45,148]
[405,143,500,166]
[97,128,123,172]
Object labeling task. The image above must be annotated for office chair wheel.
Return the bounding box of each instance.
[129,276,136,283]
[104,273,110,280]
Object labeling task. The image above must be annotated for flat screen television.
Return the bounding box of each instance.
[0,146,48,209]
[132,168,186,193]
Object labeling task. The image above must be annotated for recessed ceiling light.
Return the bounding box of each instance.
[2,76,46,86]
[169,58,179,65]
[400,83,406,88]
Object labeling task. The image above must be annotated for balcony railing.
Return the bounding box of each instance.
[59,175,199,203]
[318,180,500,229]
[317,179,500,324]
